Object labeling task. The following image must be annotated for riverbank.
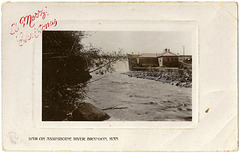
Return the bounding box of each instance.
[122,70,192,88]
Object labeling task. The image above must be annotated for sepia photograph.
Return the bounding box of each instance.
[2,1,237,151]
[42,31,192,121]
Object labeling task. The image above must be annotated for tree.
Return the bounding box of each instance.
[42,31,126,121]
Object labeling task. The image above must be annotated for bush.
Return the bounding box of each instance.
[42,31,126,121]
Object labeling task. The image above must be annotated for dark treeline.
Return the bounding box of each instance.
[42,31,126,121]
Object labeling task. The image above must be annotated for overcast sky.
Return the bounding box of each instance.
[82,31,192,55]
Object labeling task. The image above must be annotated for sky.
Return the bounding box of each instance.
[81,31,192,55]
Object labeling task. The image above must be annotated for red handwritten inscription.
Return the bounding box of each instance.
[10,6,57,46]
[10,23,19,35]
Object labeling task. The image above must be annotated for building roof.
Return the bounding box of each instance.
[139,53,160,58]
[137,50,178,58]
[159,51,177,57]
[127,54,140,58]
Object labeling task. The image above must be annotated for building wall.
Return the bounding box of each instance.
[128,54,181,71]
[127,54,139,71]
[138,57,159,67]
[158,57,163,67]
[159,56,179,67]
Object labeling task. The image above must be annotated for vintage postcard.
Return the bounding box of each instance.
[2,1,238,151]
[42,31,193,122]
[32,21,198,129]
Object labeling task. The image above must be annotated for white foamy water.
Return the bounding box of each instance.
[112,60,129,72]
[85,61,192,121]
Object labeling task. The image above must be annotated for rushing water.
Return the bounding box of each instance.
[85,61,192,121]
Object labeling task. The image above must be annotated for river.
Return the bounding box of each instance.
[85,61,192,121]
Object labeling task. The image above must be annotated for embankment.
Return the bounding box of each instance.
[122,69,192,88]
